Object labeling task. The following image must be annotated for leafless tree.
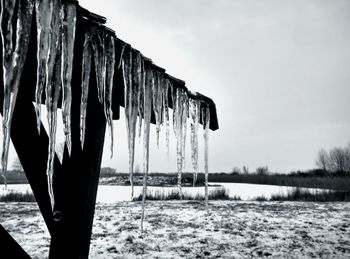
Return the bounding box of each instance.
[344,143,350,173]
[329,147,347,174]
[315,148,329,172]
[242,166,249,174]
[256,166,269,175]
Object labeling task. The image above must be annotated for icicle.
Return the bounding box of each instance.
[141,61,152,235]
[202,105,210,215]
[80,32,92,149]
[92,30,105,105]
[190,98,200,186]
[123,49,141,198]
[45,0,63,211]
[0,0,34,186]
[105,35,115,158]
[163,80,170,156]
[34,0,53,134]
[137,59,144,141]
[173,87,187,198]
[152,71,163,147]
[181,91,189,172]
[61,2,76,157]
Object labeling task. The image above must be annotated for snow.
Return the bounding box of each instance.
[1,201,349,258]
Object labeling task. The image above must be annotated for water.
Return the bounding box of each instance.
[0,183,330,203]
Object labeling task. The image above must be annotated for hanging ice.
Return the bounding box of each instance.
[92,30,106,106]
[172,87,188,197]
[123,49,141,198]
[202,105,210,214]
[61,2,76,157]
[163,79,170,156]
[141,61,152,235]
[34,0,53,134]
[45,0,63,211]
[80,32,92,149]
[0,0,34,185]
[190,98,200,186]
[137,59,144,141]
[104,35,115,158]
[152,71,163,147]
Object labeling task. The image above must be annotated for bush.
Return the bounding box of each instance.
[270,188,350,202]
[0,191,36,202]
[256,166,269,175]
[132,187,231,201]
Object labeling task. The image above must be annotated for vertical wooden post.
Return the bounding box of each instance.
[48,21,107,258]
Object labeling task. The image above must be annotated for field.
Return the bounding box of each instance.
[1,201,350,258]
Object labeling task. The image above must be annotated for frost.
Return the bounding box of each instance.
[0,0,34,185]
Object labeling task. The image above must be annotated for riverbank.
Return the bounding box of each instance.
[1,201,349,258]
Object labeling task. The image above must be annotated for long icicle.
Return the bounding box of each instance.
[203,105,210,215]
[105,35,115,158]
[0,0,34,186]
[190,98,200,186]
[61,2,76,157]
[173,87,186,198]
[34,0,53,134]
[163,80,170,156]
[152,71,163,147]
[45,0,62,211]
[80,32,92,149]
[141,60,151,235]
[123,49,140,199]
[181,91,189,175]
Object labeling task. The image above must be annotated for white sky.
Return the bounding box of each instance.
[4,0,350,173]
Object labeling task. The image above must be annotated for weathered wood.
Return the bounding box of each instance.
[48,20,107,259]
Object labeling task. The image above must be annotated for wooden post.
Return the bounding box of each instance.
[48,21,107,259]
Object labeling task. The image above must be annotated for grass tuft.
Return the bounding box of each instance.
[270,188,350,202]
[0,191,36,202]
[132,187,230,201]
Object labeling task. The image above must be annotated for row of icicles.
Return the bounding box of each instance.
[0,0,211,231]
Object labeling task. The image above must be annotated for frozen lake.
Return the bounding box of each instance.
[0,183,328,203]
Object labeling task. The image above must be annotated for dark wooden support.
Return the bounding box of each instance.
[0,1,219,258]
[48,21,107,259]
[0,225,31,259]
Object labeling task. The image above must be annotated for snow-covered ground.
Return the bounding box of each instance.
[1,201,350,258]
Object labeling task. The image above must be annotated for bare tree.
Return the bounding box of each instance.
[329,147,347,174]
[242,166,249,174]
[315,149,329,172]
[344,143,350,173]
[256,166,269,175]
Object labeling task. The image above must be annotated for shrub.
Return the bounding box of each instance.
[132,187,231,201]
[0,191,36,202]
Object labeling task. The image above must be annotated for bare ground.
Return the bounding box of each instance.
[1,201,350,258]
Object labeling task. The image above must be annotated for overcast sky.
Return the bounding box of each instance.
[76,0,350,173]
[5,0,349,174]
